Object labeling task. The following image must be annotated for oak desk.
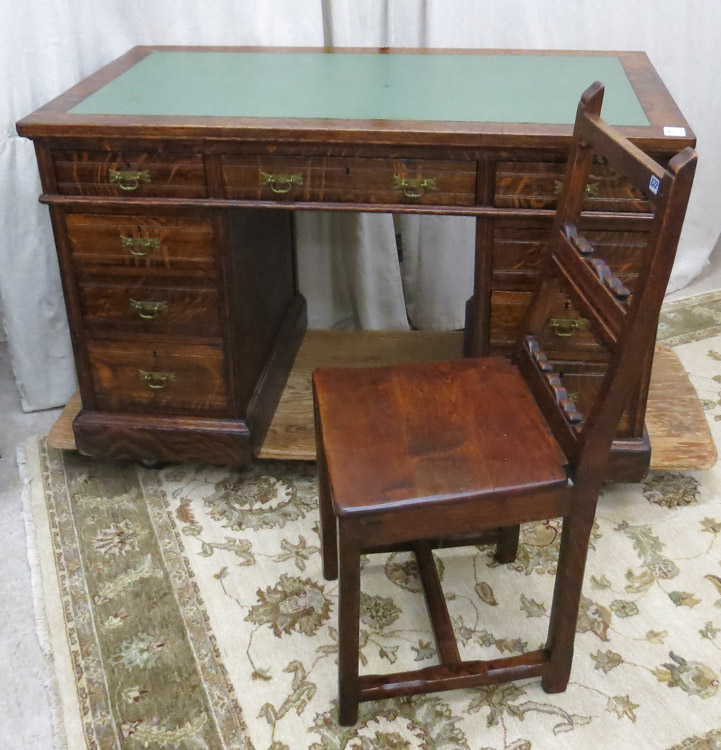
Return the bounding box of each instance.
[17,47,695,480]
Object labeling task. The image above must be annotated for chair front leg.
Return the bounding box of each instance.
[337,521,362,726]
[317,441,338,580]
[542,503,597,693]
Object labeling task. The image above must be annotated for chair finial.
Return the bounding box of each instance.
[581,81,605,114]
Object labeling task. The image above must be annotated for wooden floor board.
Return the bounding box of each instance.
[645,345,717,471]
[259,330,464,460]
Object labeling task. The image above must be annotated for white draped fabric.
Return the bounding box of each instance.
[3,0,720,410]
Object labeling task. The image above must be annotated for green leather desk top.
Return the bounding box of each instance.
[69,50,650,126]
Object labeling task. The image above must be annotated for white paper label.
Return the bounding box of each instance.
[663,126,687,137]
[649,175,660,195]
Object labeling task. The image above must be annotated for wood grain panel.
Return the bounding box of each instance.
[646,346,717,470]
[222,156,477,205]
[87,340,228,415]
[492,226,647,290]
[489,290,606,359]
[66,214,216,272]
[73,411,252,465]
[495,160,651,212]
[53,150,207,197]
[554,367,631,436]
[78,279,221,337]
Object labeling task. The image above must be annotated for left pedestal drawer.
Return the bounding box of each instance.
[66,214,216,272]
[78,280,222,338]
[86,341,229,416]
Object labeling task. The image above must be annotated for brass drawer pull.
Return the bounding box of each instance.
[109,169,151,191]
[554,180,599,197]
[260,171,304,195]
[138,370,176,390]
[549,318,586,337]
[120,236,161,256]
[129,299,169,320]
[393,176,438,199]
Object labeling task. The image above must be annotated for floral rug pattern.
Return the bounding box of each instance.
[24,297,721,750]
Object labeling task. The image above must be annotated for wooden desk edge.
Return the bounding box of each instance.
[16,47,694,147]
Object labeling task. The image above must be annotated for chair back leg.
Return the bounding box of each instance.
[495,524,521,563]
[542,492,600,692]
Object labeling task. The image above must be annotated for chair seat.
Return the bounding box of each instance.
[313,357,569,516]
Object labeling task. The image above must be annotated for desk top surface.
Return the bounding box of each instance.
[17,47,693,148]
[68,50,649,126]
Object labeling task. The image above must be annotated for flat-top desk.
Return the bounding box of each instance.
[17,47,695,480]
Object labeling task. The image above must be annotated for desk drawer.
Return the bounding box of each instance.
[53,151,207,198]
[222,156,477,205]
[78,279,221,338]
[492,225,645,291]
[66,215,216,273]
[489,290,606,359]
[552,364,631,436]
[87,341,228,415]
[495,160,651,212]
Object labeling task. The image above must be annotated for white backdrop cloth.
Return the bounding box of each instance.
[2,0,720,410]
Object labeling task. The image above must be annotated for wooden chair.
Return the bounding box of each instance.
[312,82,696,726]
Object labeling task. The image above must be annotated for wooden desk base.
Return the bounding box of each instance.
[48,331,716,472]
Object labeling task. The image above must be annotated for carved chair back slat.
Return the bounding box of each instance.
[513,82,697,478]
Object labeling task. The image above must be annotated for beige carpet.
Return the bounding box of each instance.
[22,299,721,750]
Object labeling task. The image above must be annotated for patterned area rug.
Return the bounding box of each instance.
[22,295,721,750]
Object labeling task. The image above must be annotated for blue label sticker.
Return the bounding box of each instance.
[649,175,660,195]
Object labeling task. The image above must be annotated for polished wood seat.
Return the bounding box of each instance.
[314,357,569,512]
[312,82,697,726]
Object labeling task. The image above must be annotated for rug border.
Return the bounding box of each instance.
[19,437,86,750]
[663,288,721,311]
[659,289,721,346]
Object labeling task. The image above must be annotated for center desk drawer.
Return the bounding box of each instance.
[78,279,221,338]
[53,151,207,198]
[222,156,477,205]
[66,215,216,273]
[87,341,228,415]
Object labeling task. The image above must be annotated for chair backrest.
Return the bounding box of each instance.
[513,82,697,482]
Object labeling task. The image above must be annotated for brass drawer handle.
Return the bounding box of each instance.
[554,180,599,197]
[260,171,304,195]
[109,169,151,191]
[129,299,169,320]
[549,318,586,337]
[120,236,161,257]
[393,176,438,199]
[138,370,176,390]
